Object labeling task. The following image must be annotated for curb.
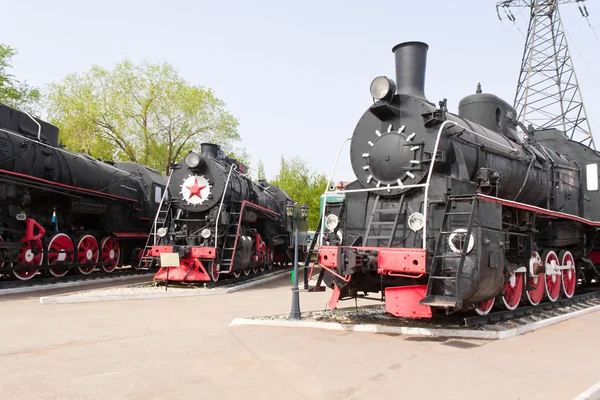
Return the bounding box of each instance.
[573,381,600,400]
[0,274,154,297]
[39,269,291,305]
[230,303,600,340]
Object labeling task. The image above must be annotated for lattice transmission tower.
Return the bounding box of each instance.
[496,0,595,149]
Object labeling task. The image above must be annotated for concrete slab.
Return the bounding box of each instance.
[230,301,600,340]
[0,273,599,400]
[0,273,154,296]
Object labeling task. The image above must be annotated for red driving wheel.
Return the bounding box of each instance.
[76,234,99,274]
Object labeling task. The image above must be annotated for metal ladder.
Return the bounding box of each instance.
[420,194,477,308]
[363,194,405,247]
[137,170,174,268]
[219,203,242,270]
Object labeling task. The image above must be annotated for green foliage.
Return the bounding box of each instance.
[0,43,41,112]
[256,159,266,181]
[45,59,242,173]
[270,156,328,230]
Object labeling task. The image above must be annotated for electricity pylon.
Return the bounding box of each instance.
[497,0,595,149]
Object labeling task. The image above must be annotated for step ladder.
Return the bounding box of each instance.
[363,194,405,248]
[219,203,242,271]
[137,170,174,268]
[420,195,478,308]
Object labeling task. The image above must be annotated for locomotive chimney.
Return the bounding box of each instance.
[392,41,428,99]
[200,143,219,159]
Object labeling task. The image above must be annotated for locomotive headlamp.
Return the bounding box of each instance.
[370,76,396,101]
[448,229,475,254]
[157,227,168,238]
[408,212,424,232]
[201,228,211,239]
[185,151,201,169]
[325,214,340,231]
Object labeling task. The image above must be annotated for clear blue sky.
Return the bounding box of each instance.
[5,0,600,183]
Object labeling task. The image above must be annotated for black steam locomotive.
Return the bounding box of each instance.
[313,41,600,318]
[150,143,307,282]
[0,103,166,280]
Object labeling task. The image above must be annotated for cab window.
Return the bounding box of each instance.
[586,164,598,191]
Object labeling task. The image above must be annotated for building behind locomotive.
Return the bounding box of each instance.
[151,142,305,281]
[316,40,591,317]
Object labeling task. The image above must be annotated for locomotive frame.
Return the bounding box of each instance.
[310,41,600,318]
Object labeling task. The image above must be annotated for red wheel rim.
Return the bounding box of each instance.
[0,236,4,269]
[525,252,545,305]
[100,237,120,273]
[47,233,74,277]
[77,235,99,274]
[500,272,523,310]
[560,251,577,298]
[210,263,220,282]
[14,239,43,280]
[543,250,561,302]
[475,297,495,315]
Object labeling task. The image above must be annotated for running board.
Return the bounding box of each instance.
[419,295,461,308]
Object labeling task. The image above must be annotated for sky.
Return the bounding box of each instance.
[4,0,600,184]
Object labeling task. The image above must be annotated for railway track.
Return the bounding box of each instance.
[462,289,600,327]
[152,264,292,291]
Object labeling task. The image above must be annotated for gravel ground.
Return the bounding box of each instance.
[62,283,211,297]
[59,268,291,298]
[247,298,600,331]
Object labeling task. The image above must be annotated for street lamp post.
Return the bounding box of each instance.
[287,202,309,320]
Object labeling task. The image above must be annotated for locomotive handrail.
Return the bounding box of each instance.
[320,137,352,246]
[22,110,41,141]
[214,163,237,251]
[0,127,135,174]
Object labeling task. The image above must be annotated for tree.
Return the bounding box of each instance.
[46,59,243,173]
[256,159,266,181]
[0,43,41,112]
[270,156,328,230]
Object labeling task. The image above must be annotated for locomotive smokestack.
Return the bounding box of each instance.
[392,41,428,99]
[200,143,219,159]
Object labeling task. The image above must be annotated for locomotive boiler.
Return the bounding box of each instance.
[313,41,600,318]
[150,143,307,282]
[0,102,166,280]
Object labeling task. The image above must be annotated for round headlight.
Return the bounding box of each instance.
[157,227,168,238]
[201,228,211,239]
[370,76,396,101]
[408,212,424,232]
[325,214,340,231]
[448,229,475,254]
[185,152,201,168]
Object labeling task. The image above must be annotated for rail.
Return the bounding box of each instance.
[214,163,237,250]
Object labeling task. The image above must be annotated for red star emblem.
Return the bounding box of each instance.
[186,178,206,200]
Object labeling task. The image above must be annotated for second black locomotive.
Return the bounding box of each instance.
[150,143,307,282]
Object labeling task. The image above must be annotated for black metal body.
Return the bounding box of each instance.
[321,41,600,312]
[0,103,166,274]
